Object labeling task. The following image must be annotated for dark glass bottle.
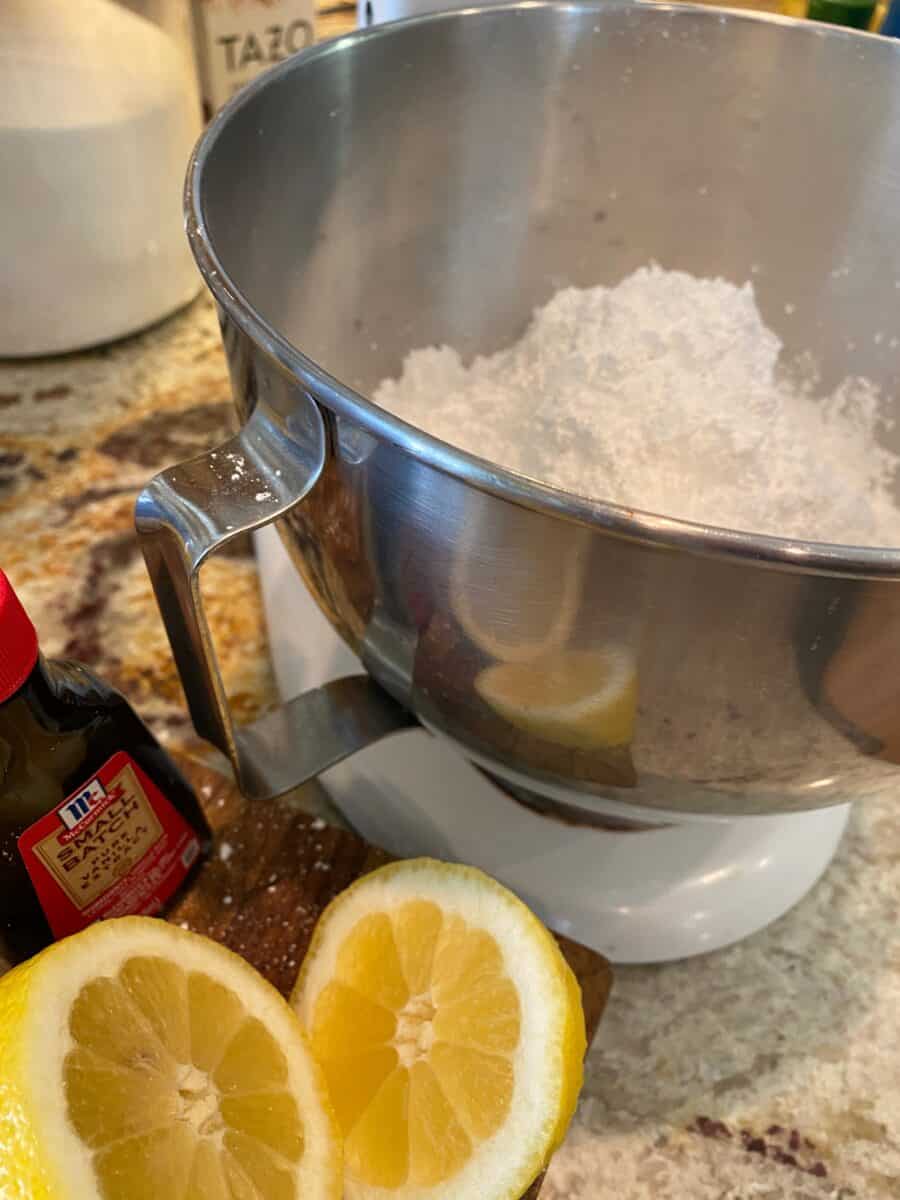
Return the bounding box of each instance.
[805,0,875,26]
[0,569,210,965]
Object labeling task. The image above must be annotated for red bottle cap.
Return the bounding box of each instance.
[0,569,39,703]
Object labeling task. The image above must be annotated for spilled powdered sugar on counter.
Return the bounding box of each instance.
[374,266,900,547]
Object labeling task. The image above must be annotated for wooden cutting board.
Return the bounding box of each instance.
[169,756,613,1200]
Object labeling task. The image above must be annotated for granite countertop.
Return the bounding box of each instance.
[2,17,900,1197]
[0,297,273,759]
[4,294,899,1200]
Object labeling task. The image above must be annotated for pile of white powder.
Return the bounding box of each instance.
[374,266,900,546]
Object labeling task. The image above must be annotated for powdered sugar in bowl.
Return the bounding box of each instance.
[139,1,900,826]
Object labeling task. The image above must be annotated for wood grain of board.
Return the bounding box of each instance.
[169,756,613,1200]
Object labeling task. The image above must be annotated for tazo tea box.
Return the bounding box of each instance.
[192,0,316,114]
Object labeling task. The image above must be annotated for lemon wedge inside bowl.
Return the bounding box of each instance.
[475,646,638,750]
[450,515,591,664]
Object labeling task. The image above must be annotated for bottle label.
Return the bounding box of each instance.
[17,752,201,940]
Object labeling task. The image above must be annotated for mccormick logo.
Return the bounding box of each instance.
[58,778,108,832]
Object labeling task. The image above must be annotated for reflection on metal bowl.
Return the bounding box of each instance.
[138,1,900,820]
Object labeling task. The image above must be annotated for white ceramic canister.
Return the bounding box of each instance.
[0,0,203,357]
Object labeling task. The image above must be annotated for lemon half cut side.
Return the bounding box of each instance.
[0,916,342,1200]
[292,858,586,1200]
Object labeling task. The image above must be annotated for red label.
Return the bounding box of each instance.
[18,752,200,940]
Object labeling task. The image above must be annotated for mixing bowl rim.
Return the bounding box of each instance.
[185,0,900,581]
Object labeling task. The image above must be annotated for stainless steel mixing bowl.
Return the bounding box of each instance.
[138,1,900,817]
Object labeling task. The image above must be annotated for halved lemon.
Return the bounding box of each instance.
[0,916,341,1200]
[475,647,638,749]
[291,859,586,1200]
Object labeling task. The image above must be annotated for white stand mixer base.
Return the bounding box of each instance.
[255,526,850,963]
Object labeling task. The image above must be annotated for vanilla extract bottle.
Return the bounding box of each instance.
[0,569,210,965]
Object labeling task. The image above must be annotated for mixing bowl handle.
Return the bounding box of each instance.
[135,392,414,801]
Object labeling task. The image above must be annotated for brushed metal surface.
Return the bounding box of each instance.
[142,2,900,814]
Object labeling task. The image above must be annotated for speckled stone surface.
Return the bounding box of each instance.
[0,296,275,755]
[547,791,900,1198]
[3,291,900,1199]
